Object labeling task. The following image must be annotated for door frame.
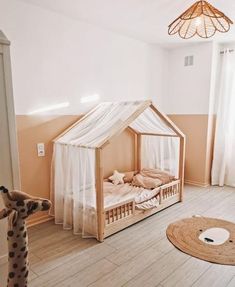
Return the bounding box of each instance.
[0,30,21,189]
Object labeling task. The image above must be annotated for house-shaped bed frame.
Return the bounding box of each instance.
[53,100,185,242]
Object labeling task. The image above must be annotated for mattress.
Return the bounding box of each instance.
[104,182,160,209]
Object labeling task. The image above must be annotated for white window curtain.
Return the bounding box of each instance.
[211,49,235,187]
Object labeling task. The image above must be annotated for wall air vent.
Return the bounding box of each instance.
[184,55,194,67]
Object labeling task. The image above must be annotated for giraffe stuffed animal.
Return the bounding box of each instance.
[0,186,51,287]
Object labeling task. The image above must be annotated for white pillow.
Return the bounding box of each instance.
[108,170,125,185]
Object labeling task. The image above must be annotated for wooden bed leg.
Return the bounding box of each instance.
[179,136,186,202]
[96,148,105,242]
[159,189,163,204]
[134,133,138,171]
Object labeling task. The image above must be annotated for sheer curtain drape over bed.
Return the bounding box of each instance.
[57,102,146,147]
[142,136,180,178]
[54,143,97,237]
[211,50,235,187]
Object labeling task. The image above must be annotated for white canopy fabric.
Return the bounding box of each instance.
[130,107,176,135]
[56,101,177,148]
[53,144,97,237]
[141,136,180,177]
[52,101,182,239]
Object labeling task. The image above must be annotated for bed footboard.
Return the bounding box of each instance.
[104,180,181,238]
[160,179,180,203]
[105,199,135,225]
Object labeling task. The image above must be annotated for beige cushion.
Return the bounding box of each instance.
[132,173,162,189]
[123,171,136,183]
[108,170,125,185]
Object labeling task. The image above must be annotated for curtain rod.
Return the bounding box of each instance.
[220,49,234,54]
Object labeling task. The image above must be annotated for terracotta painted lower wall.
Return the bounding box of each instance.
[168,114,215,187]
[16,115,80,225]
[16,114,215,225]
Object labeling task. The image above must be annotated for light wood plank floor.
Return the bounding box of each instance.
[1,185,235,287]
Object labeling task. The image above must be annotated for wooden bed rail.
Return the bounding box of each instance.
[104,180,180,228]
[105,199,135,225]
[104,180,181,238]
[161,180,180,200]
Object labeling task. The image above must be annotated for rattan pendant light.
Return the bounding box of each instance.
[168,1,233,39]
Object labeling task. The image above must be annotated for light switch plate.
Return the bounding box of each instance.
[37,143,45,157]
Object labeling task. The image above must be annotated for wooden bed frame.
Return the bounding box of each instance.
[95,103,185,242]
[55,101,185,242]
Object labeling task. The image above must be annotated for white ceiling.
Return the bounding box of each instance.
[19,0,235,45]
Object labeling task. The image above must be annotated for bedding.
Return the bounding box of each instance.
[141,168,175,184]
[132,168,175,189]
[123,171,136,183]
[131,173,162,189]
[103,182,160,208]
[136,197,159,210]
[104,168,175,210]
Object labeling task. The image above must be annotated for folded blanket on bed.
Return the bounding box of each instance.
[132,174,162,189]
[103,182,160,206]
[136,197,159,210]
[132,168,175,189]
[141,168,175,184]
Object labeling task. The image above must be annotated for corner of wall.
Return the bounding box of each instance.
[166,42,217,187]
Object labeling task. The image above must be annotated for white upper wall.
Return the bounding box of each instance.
[148,44,168,111]
[0,0,216,116]
[163,42,214,115]
[0,0,167,115]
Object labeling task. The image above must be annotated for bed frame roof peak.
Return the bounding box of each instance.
[54,100,185,148]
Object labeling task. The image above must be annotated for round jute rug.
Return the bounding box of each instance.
[166,217,235,265]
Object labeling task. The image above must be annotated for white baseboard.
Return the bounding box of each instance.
[185,179,210,188]
[27,214,54,228]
